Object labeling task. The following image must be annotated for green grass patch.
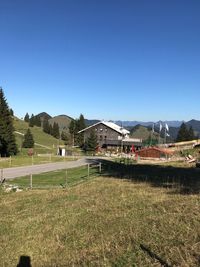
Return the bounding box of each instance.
[9,165,100,189]
[0,178,200,266]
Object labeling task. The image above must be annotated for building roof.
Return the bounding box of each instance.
[78,121,130,135]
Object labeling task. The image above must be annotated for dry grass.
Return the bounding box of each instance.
[0,177,200,266]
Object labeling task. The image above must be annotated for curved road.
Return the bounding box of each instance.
[2,157,103,180]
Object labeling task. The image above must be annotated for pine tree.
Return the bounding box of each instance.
[0,88,18,156]
[69,120,75,145]
[188,126,195,141]
[79,114,86,130]
[52,122,60,139]
[176,123,191,142]
[61,131,69,143]
[10,108,14,116]
[22,128,34,148]
[86,130,98,152]
[24,113,30,123]
[29,114,35,127]
[73,114,86,147]
[43,118,50,134]
[77,114,86,147]
[49,124,53,136]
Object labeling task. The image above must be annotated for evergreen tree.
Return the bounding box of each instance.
[79,114,86,130]
[10,108,14,116]
[69,120,75,145]
[73,114,86,147]
[24,113,30,123]
[77,114,86,147]
[176,123,190,142]
[34,115,41,127]
[22,128,34,148]
[74,119,80,146]
[29,114,35,127]
[61,131,69,144]
[52,122,60,139]
[49,124,53,136]
[43,118,50,134]
[85,130,98,152]
[188,126,195,141]
[0,88,18,156]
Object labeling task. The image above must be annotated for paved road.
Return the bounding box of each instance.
[2,157,102,180]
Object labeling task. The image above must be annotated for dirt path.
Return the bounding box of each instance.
[2,157,102,180]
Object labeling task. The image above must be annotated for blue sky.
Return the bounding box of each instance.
[0,0,200,121]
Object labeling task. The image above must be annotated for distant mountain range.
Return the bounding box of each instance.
[112,120,183,128]
[85,119,200,141]
[34,112,200,141]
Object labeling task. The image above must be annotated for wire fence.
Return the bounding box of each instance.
[6,163,102,190]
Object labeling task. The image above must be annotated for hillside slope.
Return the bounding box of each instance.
[186,119,200,136]
[49,115,73,133]
[130,125,151,140]
[13,117,64,151]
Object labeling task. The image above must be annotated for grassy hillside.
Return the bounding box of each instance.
[49,115,73,133]
[1,176,199,266]
[13,117,65,153]
[130,124,152,140]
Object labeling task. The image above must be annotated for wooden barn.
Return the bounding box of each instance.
[137,147,173,159]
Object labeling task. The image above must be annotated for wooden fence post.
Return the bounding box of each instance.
[30,174,32,189]
[65,170,68,186]
[1,169,3,182]
[88,164,90,178]
[99,162,102,174]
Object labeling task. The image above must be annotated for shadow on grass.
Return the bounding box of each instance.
[98,159,200,194]
[140,244,172,267]
[17,255,32,267]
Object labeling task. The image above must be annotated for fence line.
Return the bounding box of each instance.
[18,162,103,190]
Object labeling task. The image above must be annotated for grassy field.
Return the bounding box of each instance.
[8,165,100,189]
[1,174,200,266]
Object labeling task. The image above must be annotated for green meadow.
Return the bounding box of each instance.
[1,170,200,266]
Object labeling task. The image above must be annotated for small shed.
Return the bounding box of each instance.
[137,147,173,159]
[57,146,66,156]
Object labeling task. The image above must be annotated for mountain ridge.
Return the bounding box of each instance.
[33,112,200,140]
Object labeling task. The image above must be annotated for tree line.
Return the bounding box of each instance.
[176,123,196,142]
[23,112,87,146]
[0,88,17,156]
[0,86,198,156]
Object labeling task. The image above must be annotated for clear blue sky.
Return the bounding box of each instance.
[0,0,200,121]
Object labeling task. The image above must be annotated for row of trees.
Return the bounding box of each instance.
[176,123,196,142]
[0,88,34,154]
[24,112,87,146]
[69,114,86,147]
[24,113,64,140]
[24,113,42,127]
[0,88,18,156]
[1,86,198,156]
[43,119,60,139]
